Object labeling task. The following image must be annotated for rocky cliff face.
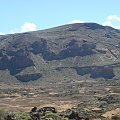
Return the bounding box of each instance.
[0,23,120,83]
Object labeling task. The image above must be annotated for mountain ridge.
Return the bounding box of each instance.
[0,23,120,83]
[1,22,119,36]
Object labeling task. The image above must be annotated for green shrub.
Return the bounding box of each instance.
[42,112,68,120]
[15,112,31,120]
[0,110,5,120]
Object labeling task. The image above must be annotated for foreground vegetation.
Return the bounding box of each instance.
[0,97,120,120]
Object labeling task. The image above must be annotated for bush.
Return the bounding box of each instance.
[0,110,5,120]
[15,112,31,120]
[3,111,31,120]
[42,112,68,120]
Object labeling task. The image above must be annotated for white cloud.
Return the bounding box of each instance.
[113,25,120,29]
[102,21,113,26]
[20,22,37,32]
[72,19,84,23]
[102,15,120,29]
[0,22,38,35]
[0,32,5,35]
[107,15,120,21]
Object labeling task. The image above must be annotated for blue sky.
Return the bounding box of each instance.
[0,0,120,34]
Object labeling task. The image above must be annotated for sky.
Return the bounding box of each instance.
[0,0,120,35]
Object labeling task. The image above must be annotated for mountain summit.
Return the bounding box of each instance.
[0,23,120,83]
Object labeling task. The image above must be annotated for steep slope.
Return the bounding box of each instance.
[0,23,120,83]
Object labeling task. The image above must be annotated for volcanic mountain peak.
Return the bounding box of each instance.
[0,23,120,83]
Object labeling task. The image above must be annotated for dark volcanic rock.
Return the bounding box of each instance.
[9,55,34,75]
[0,55,9,70]
[39,107,56,113]
[56,42,96,60]
[31,38,47,54]
[74,66,115,79]
[0,49,34,75]
[30,39,57,61]
[32,40,97,61]
[15,73,42,82]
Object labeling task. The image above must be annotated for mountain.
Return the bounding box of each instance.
[0,23,120,84]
